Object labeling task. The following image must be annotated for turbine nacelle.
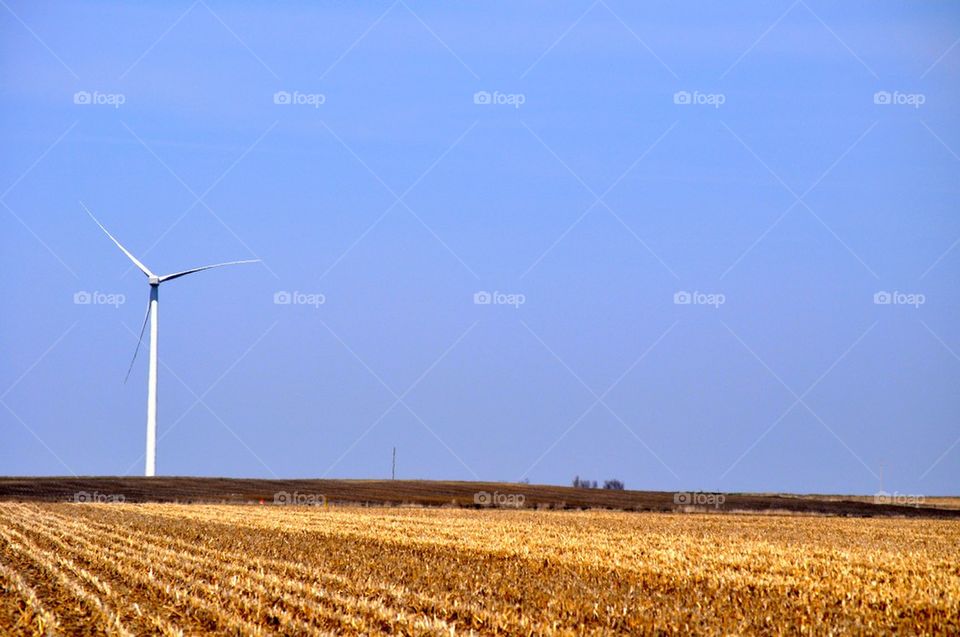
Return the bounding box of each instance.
[149,276,160,286]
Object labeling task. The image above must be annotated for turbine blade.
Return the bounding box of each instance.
[81,202,154,278]
[158,259,260,283]
[124,297,151,384]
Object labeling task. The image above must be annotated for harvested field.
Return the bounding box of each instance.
[1,477,956,518]
[1,502,958,635]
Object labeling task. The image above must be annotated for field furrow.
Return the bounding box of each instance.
[42,505,506,633]
[1,505,195,637]
[11,504,452,636]
[4,507,295,636]
[0,558,62,637]
[0,520,128,636]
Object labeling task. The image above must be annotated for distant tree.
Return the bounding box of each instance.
[572,476,598,489]
[603,479,625,490]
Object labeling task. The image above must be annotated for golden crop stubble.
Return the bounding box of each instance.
[119,505,960,632]
[31,506,451,636]
[0,513,133,637]
[0,558,62,636]
[1,502,958,635]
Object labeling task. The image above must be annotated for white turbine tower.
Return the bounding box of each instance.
[84,206,259,477]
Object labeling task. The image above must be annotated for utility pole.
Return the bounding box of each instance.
[392,447,396,480]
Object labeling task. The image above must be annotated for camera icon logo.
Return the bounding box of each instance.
[273,491,290,504]
[673,91,691,105]
[473,91,492,105]
[873,91,891,105]
[473,291,492,305]
[73,91,92,105]
[74,290,92,305]
[474,491,492,506]
[673,290,692,305]
[873,291,892,305]
[274,290,292,305]
[273,91,292,105]
[673,492,692,505]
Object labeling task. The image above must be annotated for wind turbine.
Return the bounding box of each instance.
[84,205,259,477]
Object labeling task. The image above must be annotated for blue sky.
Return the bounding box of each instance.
[1,1,958,495]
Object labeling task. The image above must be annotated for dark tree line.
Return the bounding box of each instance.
[572,476,624,490]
